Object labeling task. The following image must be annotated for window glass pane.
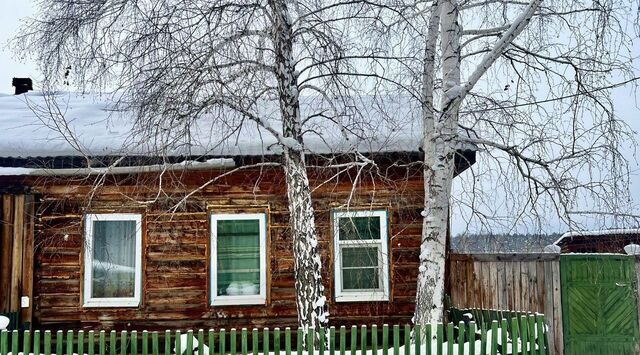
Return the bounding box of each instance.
[216,219,261,296]
[342,247,379,268]
[92,220,136,298]
[338,216,381,240]
[342,268,380,290]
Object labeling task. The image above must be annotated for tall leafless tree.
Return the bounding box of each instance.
[399,0,639,324]
[18,0,398,334]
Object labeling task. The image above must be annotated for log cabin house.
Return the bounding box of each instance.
[0,84,476,331]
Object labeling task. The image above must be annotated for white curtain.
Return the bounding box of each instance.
[92,221,136,298]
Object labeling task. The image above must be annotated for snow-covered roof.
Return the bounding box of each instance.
[553,228,640,246]
[0,91,477,159]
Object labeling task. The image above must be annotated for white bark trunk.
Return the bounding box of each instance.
[269,0,329,337]
[414,0,460,325]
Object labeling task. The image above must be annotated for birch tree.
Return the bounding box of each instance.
[385,0,639,324]
[18,0,389,333]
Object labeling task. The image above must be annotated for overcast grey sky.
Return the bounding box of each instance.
[1,1,640,234]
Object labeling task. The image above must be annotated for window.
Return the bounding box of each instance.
[333,210,389,302]
[211,213,267,305]
[83,214,142,307]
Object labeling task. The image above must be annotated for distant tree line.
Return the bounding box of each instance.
[451,233,561,253]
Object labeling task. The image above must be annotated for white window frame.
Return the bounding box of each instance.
[333,210,389,302]
[83,213,142,308]
[210,213,267,306]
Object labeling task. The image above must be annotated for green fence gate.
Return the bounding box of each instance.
[561,254,639,354]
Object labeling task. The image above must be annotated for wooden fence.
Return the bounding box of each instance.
[448,254,562,355]
[0,315,548,355]
[0,194,36,327]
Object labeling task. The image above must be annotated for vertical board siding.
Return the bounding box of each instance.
[0,194,36,327]
[449,254,563,355]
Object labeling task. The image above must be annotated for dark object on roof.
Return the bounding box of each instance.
[12,78,33,95]
[554,229,640,253]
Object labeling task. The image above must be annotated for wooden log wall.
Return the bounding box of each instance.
[0,194,36,327]
[448,253,563,355]
[27,164,426,332]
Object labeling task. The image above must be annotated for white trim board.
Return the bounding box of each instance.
[83,213,142,308]
[333,210,390,302]
[210,213,267,306]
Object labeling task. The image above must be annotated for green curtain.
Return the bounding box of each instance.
[92,220,136,298]
[216,219,260,296]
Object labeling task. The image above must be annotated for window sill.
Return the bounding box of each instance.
[335,292,388,302]
[211,296,266,306]
[83,299,140,308]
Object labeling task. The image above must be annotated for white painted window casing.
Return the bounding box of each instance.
[333,210,390,302]
[210,213,267,306]
[83,213,142,308]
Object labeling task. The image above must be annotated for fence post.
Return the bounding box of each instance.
[371,325,378,355]
[339,326,346,355]
[307,327,315,355]
[152,331,159,355]
[89,330,95,355]
[403,325,410,355]
[78,330,85,355]
[414,324,421,355]
[467,322,475,355]
[1,330,7,355]
[241,328,248,355]
[381,325,388,355]
[99,330,106,355]
[329,327,335,355]
[44,330,51,355]
[457,321,465,355]
[274,328,280,355]
[263,328,269,355]
[360,325,367,355]
[446,323,454,355]
[187,330,194,355]
[252,329,259,355]
[207,330,214,355]
[164,330,171,355]
[350,326,357,355]
[520,316,528,355]
[318,327,324,355]
[24,329,31,355]
[33,330,40,355]
[228,329,235,355]
[536,315,546,355]
[197,330,204,355]
[109,330,116,355]
[68,330,75,355]
[175,330,181,355]
[528,315,536,355]
[285,328,291,355]
[436,323,443,355]
[14,330,21,355]
[142,331,148,355]
[220,329,226,355]
[131,331,137,355]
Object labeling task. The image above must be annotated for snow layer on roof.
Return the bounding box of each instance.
[554,228,640,245]
[0,91,476,158]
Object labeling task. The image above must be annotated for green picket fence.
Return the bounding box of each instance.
[0,314,547,355]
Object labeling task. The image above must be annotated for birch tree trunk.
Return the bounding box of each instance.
[414,0,460,325]
[269,0,329,335]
